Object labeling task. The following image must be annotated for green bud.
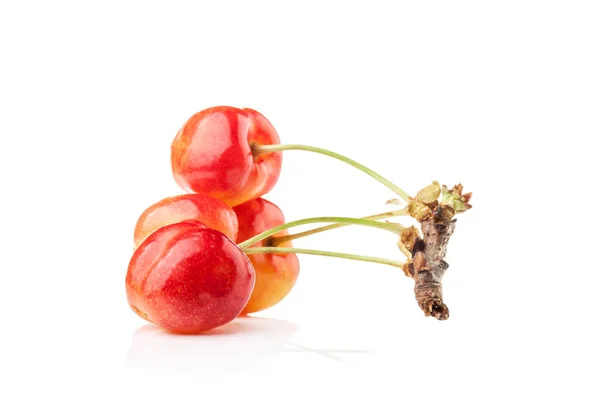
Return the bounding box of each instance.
[441,183,472,214]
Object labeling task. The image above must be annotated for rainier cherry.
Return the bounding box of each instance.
[234,198,300,314]
[133,193,238,247]
[171,106,282,207]
[127,104,472,325]
[126,220,255,334]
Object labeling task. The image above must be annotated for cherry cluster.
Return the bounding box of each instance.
[125,106,472,334]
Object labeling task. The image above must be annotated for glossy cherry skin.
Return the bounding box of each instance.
[233,198,299,314]
[133,194,238,247]
[171,106,283,207]
[126,220,255,334]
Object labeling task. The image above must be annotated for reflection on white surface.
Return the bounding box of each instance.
[126,316,373,376]
[284,342,369,362]
[126,316,299,374]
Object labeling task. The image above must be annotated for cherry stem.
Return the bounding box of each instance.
[243,247,404,269]
[269,208,408,247]
[237,217,405,250]
[253,143,410,202]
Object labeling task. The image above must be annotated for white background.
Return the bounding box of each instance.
[1,1,599,398]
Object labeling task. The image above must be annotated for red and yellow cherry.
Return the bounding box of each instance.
[171,106,282,207]
[233,198,299,314]
[126,220,255,334]
[133,193,238,247]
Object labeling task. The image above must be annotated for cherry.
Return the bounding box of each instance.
[233,198,300,314]
[133,193,238,247]
[126,220,255,334]
[126,104,473,324]
[171,106,282,207]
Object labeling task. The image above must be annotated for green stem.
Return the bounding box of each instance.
[243,247,403,269]
[237,217,404,250]
[253,143,410,202]
[269,208,408,247]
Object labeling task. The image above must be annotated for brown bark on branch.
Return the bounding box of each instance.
[399,182,470,320]
[410,218,455,320]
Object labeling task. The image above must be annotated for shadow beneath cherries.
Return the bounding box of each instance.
[126,316,299,375]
